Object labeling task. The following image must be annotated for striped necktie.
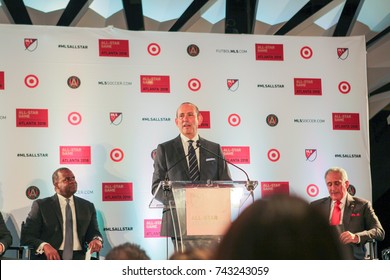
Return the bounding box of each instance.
[188,140,200,181]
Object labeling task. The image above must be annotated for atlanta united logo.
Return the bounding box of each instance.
[67,76,81,89]
[266,114,278,127]
[26,186,40,200]
[187,44,200,57]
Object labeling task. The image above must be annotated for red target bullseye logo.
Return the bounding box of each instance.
[338,81,351,94]
[188,78,201,91]
[25,74,39,88]
[267,149,280,162]
[300,46,313,59]
[306,184,319,197]
[110,148,124,162]
[228,114,241,127]
[147,43,161,56]
[68,112,82,125]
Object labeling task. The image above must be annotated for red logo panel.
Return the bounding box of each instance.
[198,111,210,129]
[0,71,4,90]
[332,113,360,130]
[255,44,284,61]
[102,182,133,201]
[16,109,48,127]
[98,39,129,57]
[222,146,250,164]
[144,219,163,238]
[261,182,290,198]
[59,146,91,164]
[140,75,170,93]
[294,78,322,95]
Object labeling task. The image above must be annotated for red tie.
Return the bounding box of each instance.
[330,200,341,225]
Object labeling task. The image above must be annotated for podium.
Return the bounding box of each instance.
[150,180,258,253]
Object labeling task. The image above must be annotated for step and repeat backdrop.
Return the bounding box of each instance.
[0,24,370,259]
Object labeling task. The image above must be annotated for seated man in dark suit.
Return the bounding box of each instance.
[152,102,232,251]
[21,167,103,260]
[0,212,13,257]
[311,167,385,259]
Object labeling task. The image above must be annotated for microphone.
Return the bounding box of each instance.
[195,141,256,192]
[161,143,200,192]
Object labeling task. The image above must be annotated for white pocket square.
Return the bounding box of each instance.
[206,158,216,162]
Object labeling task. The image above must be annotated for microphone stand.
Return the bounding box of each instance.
[196,141,255,203]
[160,144,200,256]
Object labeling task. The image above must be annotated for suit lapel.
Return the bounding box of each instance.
[173,136,190,180]
[343,194,355,228]
[51,194,63,231]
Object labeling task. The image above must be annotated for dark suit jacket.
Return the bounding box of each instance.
[21,194,102,260]
[152,135,232,236]
[0,212,13,255]
[311,193,385,259]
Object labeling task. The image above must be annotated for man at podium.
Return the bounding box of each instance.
[151,102,231,251]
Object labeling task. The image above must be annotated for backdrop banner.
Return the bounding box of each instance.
[0,24,369,259]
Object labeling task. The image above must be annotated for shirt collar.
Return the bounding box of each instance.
[180,133,199,144]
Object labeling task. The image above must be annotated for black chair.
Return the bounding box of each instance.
[381,248,390,260]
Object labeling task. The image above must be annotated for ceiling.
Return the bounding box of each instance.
[0,0,389,119]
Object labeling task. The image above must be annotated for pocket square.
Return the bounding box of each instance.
[206,158,216,162]
[351,213,361,217]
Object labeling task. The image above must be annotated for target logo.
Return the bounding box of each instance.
[147,43,161,56]
[300,46,313,59]
[267,149,280,162]
[110,148,124,162]
[338,81,351,94]
[228,114,241,127]
[25,74,39,88]
[188,78,201,91]
[306,184,319,197]
[68,112,82,125]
